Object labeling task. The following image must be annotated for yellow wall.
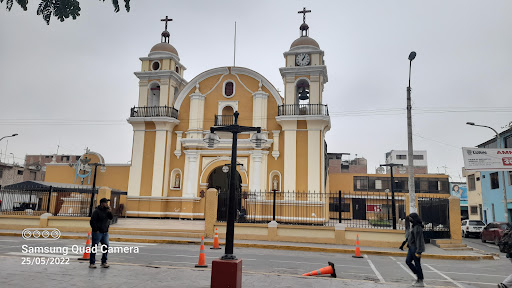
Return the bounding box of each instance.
[140,122,156,196]
[45,165,129,191]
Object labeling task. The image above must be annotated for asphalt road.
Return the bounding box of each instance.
[1,235,511,288]
[463,235,505,255]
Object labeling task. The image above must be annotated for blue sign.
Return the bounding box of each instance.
[451,183,467,201]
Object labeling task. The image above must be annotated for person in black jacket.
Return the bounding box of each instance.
[89,198,113,269]
[406,212,426,287]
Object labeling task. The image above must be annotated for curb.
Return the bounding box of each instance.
[0,232,494,261]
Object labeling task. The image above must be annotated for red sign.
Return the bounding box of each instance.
[503,157,512,166]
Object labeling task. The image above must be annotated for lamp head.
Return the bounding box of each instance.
[203,132,220,149]
[408,51,416,61]
[12,133,18,137]
[466,122,475,126]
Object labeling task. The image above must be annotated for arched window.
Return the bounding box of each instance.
[223,81,235,97]
[149,82,161,107]
[175,66,180,74]
[296,79,310,105]
[222,105,234,116]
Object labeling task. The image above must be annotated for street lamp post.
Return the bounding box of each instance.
[0,134,18,163]
[0,134,18,143]
[407,51,417,213]
[204,111,266,260]
[380,163,404,229]
[466,122,509,222]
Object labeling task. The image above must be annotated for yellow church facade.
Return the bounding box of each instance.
[125,16,330,218]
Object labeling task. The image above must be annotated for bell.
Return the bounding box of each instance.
[298,89,309,100]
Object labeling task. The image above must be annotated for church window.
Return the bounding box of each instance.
[151,61,160,71]
[223,81,235,98]
[175,66,180,74]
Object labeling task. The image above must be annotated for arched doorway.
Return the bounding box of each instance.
[208,166,242,222]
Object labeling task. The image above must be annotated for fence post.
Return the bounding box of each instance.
[338,190,342,223]
[272,189,277,221]
[47,186,53,213]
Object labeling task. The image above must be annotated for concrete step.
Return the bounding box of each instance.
[442,247,474,251]
[431,239,462,245]
[436,243,468,248]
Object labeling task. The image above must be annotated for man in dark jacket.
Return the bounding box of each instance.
[406,212,426,287]
[89,198,113,269]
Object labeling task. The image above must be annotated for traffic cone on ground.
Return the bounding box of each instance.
[195,236,208,268]
[210,228,221,250]
[78,231,91,261]
[352,234,363,258]
[302,262,336,278]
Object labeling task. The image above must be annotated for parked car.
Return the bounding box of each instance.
[481,222,512,245]
[461,220,486,238]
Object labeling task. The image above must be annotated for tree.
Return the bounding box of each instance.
[1,0,130,25]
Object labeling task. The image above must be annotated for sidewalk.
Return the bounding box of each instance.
[0,255,432,288]
[0,228,494,260]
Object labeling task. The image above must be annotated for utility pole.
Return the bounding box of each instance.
[407,51,417,213]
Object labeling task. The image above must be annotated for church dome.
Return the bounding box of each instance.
[150,42,179,56]
[290,36,320,49]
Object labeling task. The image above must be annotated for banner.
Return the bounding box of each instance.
[450,183,467,201]
[462,147,512,171]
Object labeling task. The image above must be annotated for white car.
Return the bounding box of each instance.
[461,220,486,238]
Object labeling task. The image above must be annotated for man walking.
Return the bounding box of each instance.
[405,213,425,287]
[89,197,113,269]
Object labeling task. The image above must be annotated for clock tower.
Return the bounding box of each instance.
[277,7,330,195]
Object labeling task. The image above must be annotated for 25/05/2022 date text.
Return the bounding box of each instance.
[21,257,70,265]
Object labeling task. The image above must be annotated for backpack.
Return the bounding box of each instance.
[498,229,512,253]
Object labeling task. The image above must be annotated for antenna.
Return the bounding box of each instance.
[233,21,237,67]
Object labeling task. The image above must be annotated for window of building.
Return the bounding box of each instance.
[354,176,368,190]
[468,175,476,191]
[151,60,160,71]
[396,155,407,160]
[375,180,382,190]
[17,170,23,175]
[62,156,70,162]
[175,66,180,74]
[0,169,3,179]
[470,206,478,215]
[224,81,234,97]
[76,156,80,160]
[428,180,440,193]
[505,135,512,148]
[30,171,37,180]
[490,172,500,189]
[413,155,424,160]
[296,79,310,105]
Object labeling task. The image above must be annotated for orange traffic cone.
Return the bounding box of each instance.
[352,234,363,258]
[195,236,208,268]
[210,228,221,250]
[78,231,91,261]
[302,262,336,278]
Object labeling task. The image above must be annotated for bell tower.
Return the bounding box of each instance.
[277,8,330,194]
[127,17,188,199]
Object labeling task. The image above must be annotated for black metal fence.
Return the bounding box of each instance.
[214,115,235,126]
[418,197,451,239]
[216,190,410,230]
[130,106,179,119]
[0,186,97,217]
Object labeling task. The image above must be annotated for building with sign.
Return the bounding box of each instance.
[464,126,512,223]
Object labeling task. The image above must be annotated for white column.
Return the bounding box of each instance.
[127,122,145,196]
[159,78,170,106]
[309,75,320,105]
[152,122,173,197]
[249,151,263,194]
[182,151,200,198]
[162,129,173,197]
[252,83,268,130]
[284,76,295,105]
[138,79,149,107]
[271,130,280,160]
[283,127,297,195]
[174,131,183,159]
[308,129,321,201]
[188,84,205,139]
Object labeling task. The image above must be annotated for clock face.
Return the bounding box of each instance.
[295,53,310,66]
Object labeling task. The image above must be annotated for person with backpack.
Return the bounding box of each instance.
[406,213,425,287]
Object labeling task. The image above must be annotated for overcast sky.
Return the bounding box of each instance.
[1,1,511,182]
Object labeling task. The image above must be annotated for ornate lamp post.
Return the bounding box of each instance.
[203,111,266,260]
[407,51,417,213]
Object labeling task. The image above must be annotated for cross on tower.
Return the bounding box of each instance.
[161,16,173,31]
[298,7,311,23]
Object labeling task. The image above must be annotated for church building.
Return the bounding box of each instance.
[126,11,330,218]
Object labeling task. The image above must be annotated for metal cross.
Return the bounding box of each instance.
[161,16,173,30]
[298,7,311,23]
